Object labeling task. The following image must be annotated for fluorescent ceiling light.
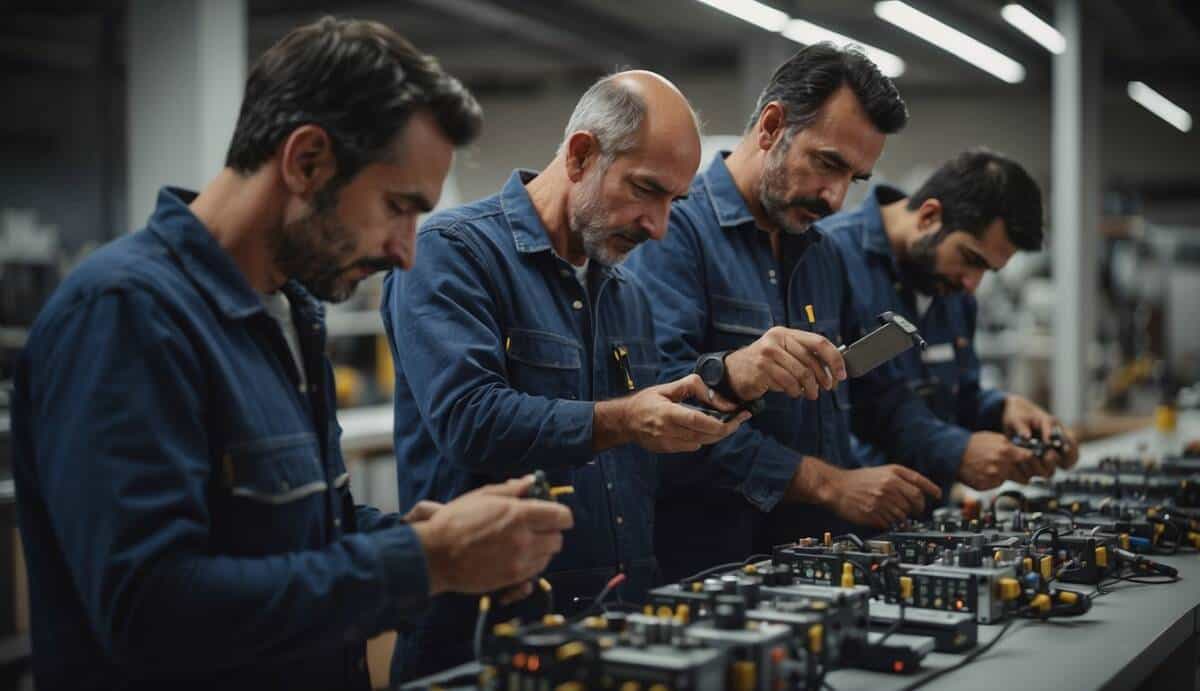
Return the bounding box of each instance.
[692,0,788,32]
[782,19,906,77]
[875,1,1026,83]
[1001,4,1065,54]
[1128,81,1193,133]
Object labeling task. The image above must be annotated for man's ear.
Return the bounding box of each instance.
[564,131,601,183]
[278,124,337,199]
[915,198,944,235]
[756,102,786,152]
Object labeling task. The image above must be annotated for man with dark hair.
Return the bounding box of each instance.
[626,43,1037,580]
[825,148,1079,485]
[382,70,747,680]
[11,17,572,691]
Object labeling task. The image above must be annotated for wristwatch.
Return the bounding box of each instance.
[693,350,740,403]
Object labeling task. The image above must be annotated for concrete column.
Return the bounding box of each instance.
[1052,0,1101,426]
[126,0,246,228]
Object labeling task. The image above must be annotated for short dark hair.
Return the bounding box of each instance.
[746,42,908,135]
[908,148,1044,251]
[225,17,482,184]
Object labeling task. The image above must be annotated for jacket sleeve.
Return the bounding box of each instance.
[955,297,1008,432]
[23,288,431,675]
[382,226,596,479]
[624,212,801,512]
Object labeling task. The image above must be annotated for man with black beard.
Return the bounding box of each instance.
[10,18,575,691]
[823,148,1079,478]
[381,70,748,680]
[625,44,1040,581]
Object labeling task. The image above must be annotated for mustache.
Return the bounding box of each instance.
[786,197,834,218]
[614,229,651,245]
[340,257,394,275]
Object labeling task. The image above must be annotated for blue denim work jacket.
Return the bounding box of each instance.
[820,185,1003,471]
[625,155,964,580]
[11,188,428,691]
[381,170,660,680]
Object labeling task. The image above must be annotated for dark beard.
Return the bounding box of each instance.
[901,229,960,296]
[759,141,834,234]
[269,188,362,303]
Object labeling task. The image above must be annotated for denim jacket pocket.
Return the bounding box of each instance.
[711,294,772,350]
[216,433,328,554]
[505,327,583,399]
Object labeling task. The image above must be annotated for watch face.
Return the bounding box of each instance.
[698,355,725,386]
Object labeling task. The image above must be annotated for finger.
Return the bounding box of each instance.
[475,475,536,498]
[787,347,831,393]
[1007,415,1033,439]
[1035,416,1055,443]
[403,500,444,523]
[497,581,535,606]
[888,481,925,516]
[792,331,847,382]
[777,337,831,391]
[667,404,732,438]
[655,373,709,402]
[708,390,742,412]
[518,501,575,531]
[895,466,943,500]
[759,358,807,399]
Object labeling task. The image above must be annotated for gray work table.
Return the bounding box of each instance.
[403,415,1200,690]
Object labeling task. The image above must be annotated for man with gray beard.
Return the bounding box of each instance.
[381,70,748,680]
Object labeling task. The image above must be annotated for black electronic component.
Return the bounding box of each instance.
[868,602,977,653]
[838,311,926,378]
[880,530,990,565]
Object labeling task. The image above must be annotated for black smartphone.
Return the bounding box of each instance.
[680,398,766,423]
[837,311,926,378]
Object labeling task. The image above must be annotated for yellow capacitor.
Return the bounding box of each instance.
[1154,523,1165,543]
[557,642,587,661]
[691,581,703,593]
[1023,557,1034,573]
[731,661,757,691]
[1030,593,1052,614]
[824,531,832,546]
[556,684,585,691]
[1040,555,1053,580]
[648,686,670,691]
[493,622,517,637]
[542,614,565,627]
[1120,533,1131,550]
[1095,546,1108,568]
[675,604,691,624]
[997,577,1021,601]
[656,606,673,619]
[1189,532,1200,550]
[643,605,653,616]
[899,576,914,600]
[808,624,825,654]
[1146,507,1159,519]
[993,550,1003,563]
[841,563,855,588]
[1058,591,1079,605]
[744,563,758,575]
[583,616,606,630]
[619,683,641,691]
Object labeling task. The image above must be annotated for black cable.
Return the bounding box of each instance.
[895,616,1025,691]
[680,553,770,584]
[833,533,866,550]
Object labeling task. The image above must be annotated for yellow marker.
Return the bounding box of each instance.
[1040,555,1053,581]
[505,336,511,352]
[1095,546,1108,568]
[805,304,816,324]
[997,577,1020,601]
[808,624,824,654]
[1058,591,1079,605]
[841,562,855,588]
[549,486,575,499]
[899,576,913,600]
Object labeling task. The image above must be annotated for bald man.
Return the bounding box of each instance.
[382,71,747,680]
